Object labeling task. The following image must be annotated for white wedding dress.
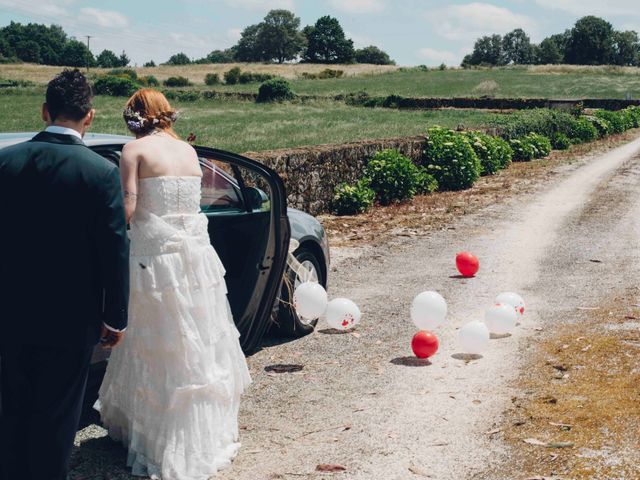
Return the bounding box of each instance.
[96,176,251,480]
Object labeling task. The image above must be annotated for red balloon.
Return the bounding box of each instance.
[411,331,439,359]
[456,251,479,277]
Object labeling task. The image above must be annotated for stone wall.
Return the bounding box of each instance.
[243,136,426,215]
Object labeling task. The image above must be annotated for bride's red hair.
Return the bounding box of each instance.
[124,88,178,138]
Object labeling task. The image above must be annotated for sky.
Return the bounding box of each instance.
[0,0,639,66]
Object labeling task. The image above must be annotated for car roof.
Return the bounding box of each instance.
[0,132,132,150]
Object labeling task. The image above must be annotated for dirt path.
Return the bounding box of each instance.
[216,136,640,480]
[70,135,640,479]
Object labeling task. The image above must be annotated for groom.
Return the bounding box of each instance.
[0,69,130,479]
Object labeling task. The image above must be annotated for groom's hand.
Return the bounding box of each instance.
[100,325,125,348]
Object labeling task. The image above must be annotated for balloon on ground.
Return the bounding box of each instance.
[485,303,517,335]
[456,252,480,277]
[410,291,447,330]
[458,321,490,354]
[411,331,439,359]
[293,282,328,320]
[326,298,361,330]
[495,292,526,316]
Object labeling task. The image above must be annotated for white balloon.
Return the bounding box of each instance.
[326,298,361,330]
[485,303,517,335]
[458,321,490,354]
[410,291,447,330]
[293,282,328,320]
[495,292,526,317]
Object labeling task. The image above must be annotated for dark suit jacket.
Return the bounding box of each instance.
[0,131,129,349]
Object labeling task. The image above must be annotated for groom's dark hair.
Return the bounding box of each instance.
[46,69,93,121]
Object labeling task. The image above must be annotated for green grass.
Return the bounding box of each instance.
[0,90,498,152]
[207,67,640,100]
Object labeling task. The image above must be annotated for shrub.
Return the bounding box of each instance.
[163,89,200,101]
[569,117,599,143]
[422,126,481,190]
[256,78,295,103]
[224,67,242,85]
[492,136,513,169]
[585,115,612,138]
[238,71,274,84]
[331,180,375,215]
[524,133,552,158]
[415,168,439,195]
[618,108,636,130]
[551,132,571,150]
[491,109,578,140]
[318,68,344,79]
[594,110,626,134]
[345,90,381,107]
[94,75,139,96]
[364,149,425,205]
[204,73,220,85]
[626,106,640,128]
[108,68,137,81]
[462,131,501,175]
[139,75,159,87]
[163,76,191,87]
[509,138,536,162]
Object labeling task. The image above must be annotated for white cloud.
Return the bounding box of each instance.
[534,0,639,17]
[224,0,295,11]
[328,0,385,14]
[417,47,458,65]
[226,28,242,42]
[80,7,129,29]
[345,30,374,48]
[0,0,71,21]
[429,3,536,41]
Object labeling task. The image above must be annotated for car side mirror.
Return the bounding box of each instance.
[245,187,269,211]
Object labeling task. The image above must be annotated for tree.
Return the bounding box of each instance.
[502,29,534,65]
[565,16,615,65]
[257,9,306,63]
[96,49,119,68]
[234,24,264,62]
[118,50,130,67]
[612,30,639,66]
[535,35,565,64]
[143,60,156,67]
[467,34,504,66]
[15,40,40,63]
[354,45,395,65]
[206,48,236,63]
[303,15,354,64]
[165,52,191,65]
[61,39,95,67]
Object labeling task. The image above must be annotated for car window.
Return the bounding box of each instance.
[200,157,244,213]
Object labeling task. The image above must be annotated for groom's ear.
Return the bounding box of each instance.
[83,108,95,129]
[42,103,52,124]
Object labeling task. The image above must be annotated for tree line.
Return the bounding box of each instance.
[165,10,394,66]
[0,10,394,68]
[463,16,640,67]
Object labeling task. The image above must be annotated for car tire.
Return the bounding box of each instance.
[274,246,326,338]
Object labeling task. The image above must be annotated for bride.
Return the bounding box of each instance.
[96,88,251,479]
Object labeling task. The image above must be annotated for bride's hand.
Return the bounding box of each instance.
[100,325,125,348]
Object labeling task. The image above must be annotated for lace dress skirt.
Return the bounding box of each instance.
[96,177,251,480]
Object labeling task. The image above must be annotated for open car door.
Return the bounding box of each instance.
[195,147,291,353]
[91,144,290,354]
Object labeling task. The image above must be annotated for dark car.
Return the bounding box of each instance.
[0,132,330,355]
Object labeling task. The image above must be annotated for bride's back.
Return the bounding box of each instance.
[124,133,201,179]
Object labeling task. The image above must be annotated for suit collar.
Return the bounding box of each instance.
[31,131,85,146]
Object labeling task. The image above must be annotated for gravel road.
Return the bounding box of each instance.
[71,135,640,480]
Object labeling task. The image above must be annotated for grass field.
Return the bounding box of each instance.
[3,64,640,100]
[0,89,497,152]
[215,67,640,99]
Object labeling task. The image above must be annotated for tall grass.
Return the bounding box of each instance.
[0,91,498,153]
